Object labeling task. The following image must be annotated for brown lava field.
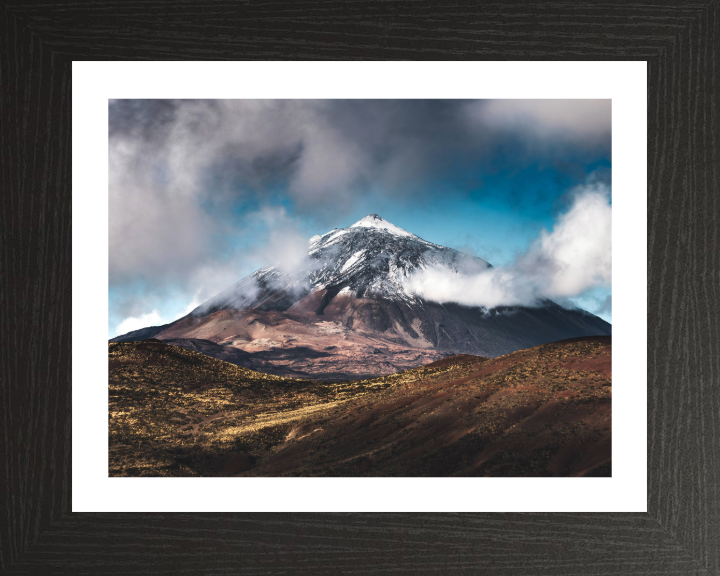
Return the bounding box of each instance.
[109,336,611,477]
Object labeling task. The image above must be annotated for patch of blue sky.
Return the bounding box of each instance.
[568,287,612,324]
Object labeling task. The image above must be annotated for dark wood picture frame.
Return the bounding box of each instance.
[2,2,718,574]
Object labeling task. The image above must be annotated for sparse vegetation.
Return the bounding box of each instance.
[109,337,611,477]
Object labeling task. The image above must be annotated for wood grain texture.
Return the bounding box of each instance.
[1,1,718,574]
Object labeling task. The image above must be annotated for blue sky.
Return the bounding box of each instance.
[109,99,611,337]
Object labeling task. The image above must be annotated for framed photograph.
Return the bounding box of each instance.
[76,63,643,513]
[103,95,617,484]
[3,3,718,574]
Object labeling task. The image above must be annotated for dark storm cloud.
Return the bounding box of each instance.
[110,99,610,215]
[109,99,179,139]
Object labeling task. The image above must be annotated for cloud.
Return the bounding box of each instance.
[468,99,611,144]
[591,293,612,322]
[110,99,610,236]
[109,99,611,325]
[115,310,165,335]
[108,100,355,301]
[596,294,612,316]
[184,206,334,319]
[250,206,317,275]
[181,291,203,316]
[189,273,263,318]
[407,180,611,309]
[113,291,210,336]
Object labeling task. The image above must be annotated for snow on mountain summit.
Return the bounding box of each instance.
[192,213,491,316]
[349,214,416,238]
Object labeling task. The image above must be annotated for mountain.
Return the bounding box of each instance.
[191,213,492,316]
[112,214,611,379]
[109,323,172,343]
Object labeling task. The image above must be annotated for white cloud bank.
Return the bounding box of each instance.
[114,292,205,336]
[406,181,611,310]
[115,310,165,336]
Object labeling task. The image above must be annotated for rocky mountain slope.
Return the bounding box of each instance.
[112,214,611,379]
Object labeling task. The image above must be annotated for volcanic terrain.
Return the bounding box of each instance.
[109,336,611,477]
[111,214,611,380]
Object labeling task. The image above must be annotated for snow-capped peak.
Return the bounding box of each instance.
[189,211,495,317]
[349,214,415,238]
